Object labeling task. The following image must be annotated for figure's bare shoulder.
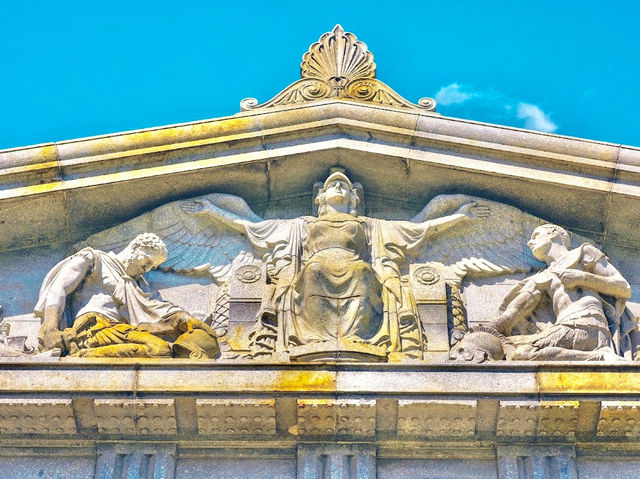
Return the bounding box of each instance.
[579,243,606,270]
[74,248,96,265]
[57,249,95,277]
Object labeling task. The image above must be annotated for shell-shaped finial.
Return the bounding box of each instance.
[240,25,437,113]
[300,24,376,83]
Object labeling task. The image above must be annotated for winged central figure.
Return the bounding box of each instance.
[189,170,488,356]
[83,168,547,360]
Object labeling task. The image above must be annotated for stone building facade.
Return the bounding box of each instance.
[0,26,640,479]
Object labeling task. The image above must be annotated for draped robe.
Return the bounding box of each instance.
[246,212,436,356]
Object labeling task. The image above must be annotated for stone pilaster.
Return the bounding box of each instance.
[297,444,376,479]
[496,445,577,479]
[94,444,176,479]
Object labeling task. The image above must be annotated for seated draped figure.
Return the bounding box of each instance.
[189,170,489,357]
[453,224,635,362]
[35,233,219,359]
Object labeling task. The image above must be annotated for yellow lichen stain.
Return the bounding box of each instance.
[197,116,258,136]
[539,400,579,409]
[33,145,58,162]
[21,160,59,173]
[273,370,336,392]
[87,117,259,156]
[0,161,59,178]
[0,180,64,200]
[538,371,640,394]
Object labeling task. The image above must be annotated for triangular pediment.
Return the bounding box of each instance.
[0,25,637,252]
[1,27,640,474]
[0,96,638,252]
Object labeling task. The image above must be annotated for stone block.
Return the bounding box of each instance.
[95,444,176,479]
[94,399,176,435]
[297,399,376,437]
[397,399,476,437]
[0,399,76,434]
[297,444,376,479]
[597,401,640,438]
[497,401,538,437]
[538,401,579,438]
[497,445,577,479]
[195,399,276,435]
[497,400,579,439]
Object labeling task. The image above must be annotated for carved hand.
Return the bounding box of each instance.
[559,269,587,289]
[180,198,209,214]
[456,202,491,220]
[384,277,403,306]
[175,315,217,337]
[38,306,65,351]
[39,326,64,351]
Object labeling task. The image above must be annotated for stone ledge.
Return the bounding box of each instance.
[0,362,638,443]
[1,100,638,252]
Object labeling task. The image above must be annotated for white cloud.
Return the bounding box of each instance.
[434,82,561,134]
[435,83,473,106]
[516,103,557,132]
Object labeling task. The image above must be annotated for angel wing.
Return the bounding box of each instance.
[411,194,591,280]
[76,193,263,283]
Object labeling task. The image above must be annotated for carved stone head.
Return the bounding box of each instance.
[527,224,570,262]
[315,170,360,216]
[121,233,168,277]
[450,326,513,363]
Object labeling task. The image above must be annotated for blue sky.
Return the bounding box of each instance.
[1,1,638,150]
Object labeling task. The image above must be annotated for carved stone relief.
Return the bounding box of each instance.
[28,167,632,363]
[452,224,637,362]
[36,233,219,359]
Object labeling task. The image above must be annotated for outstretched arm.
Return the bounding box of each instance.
[38,254,92,350]
[422,201,490,237]
[185,198,254,234]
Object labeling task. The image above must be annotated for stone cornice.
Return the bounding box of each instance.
[0,100,638,252]
[1,360,640,396]
[1,361,640,444]
[1,101,636,191]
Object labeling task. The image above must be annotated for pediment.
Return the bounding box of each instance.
[1,24,638,254]
[2,27,640,475]
[0,100,639,252]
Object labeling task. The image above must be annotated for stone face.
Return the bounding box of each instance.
[0,23,640,479]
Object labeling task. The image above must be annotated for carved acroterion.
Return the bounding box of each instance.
[240,25,437,112]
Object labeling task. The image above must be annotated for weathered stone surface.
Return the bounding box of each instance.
[497,445,577,479]
[0,23,639,479]
[397,399,476,437]
[0,399,76,434]
[597,401,640,437]
[94,399,177,435]
[297,399,376,437]
[196,399,276,435]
